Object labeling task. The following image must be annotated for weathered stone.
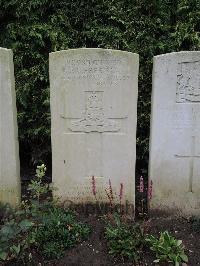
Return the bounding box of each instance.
[0,48,20,206]
[50,48,138,213]
[149,51,200,216]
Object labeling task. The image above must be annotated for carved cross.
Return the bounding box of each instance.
[175,136,200,192]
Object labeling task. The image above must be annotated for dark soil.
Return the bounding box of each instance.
[40,214,199,266]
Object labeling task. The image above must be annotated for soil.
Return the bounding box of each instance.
[41,214,199,266]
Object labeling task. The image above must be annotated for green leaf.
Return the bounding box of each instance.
[19,219,33,230]
[0,224,15,237]
[11,244,21,255]
[0,251,7,261]
[177,240,182,246]
[180,254,188,262]
[175,260,179,266]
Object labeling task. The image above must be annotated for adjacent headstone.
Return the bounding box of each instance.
[149,51,200,216]
[0,48,20,206]
[50,48,138,212]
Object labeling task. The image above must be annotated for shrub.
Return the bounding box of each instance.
[33,207,90,259]
[105,214,144,262]
[146,231,188,265]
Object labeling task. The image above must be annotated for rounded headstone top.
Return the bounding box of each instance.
[0,47,12,52]
[49,48,139,58]
[154,50,200,59]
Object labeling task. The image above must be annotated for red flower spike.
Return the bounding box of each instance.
[119,183,123,201]
[148,180,153,200]
[92,176,96,196]
[109,179,114,201]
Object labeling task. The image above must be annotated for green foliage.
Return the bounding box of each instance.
[0,0,199,169]
[0,218,33,262]
[26,164,90,260]
[146,231,188,266]
[105,214,144,261]
[27,163,50,202]
[0,164,90,262]
[33,207,90,259]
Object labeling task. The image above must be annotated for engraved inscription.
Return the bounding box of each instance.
[176,61,200,103]
[63,59,130,81]
[69,91,120,132]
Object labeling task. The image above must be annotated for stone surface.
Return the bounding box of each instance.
[149,51,200,216]
[0,48,21,206]
[50,48,138,212]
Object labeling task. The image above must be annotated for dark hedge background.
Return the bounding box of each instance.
[0,0,199,175]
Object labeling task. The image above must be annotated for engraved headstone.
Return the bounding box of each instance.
[149,51,200,216]
[50,49,138,212]
[0,48,20,206]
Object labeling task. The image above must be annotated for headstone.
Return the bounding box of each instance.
[149,51,200,216]
[50,48,138,213]
[0,48,21,206]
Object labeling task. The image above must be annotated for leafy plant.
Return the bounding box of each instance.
[0,164,90,262]
[33,206,90,259]
[105,214,144,262]
[0,218,33,262]
[146,231,188,266]
[26,164,90,260]
[0,164,51,263]
[27,163,50,203]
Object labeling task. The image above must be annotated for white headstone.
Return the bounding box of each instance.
[50,48,138,212]
[149,51,200,216]
[0,48,20,206]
